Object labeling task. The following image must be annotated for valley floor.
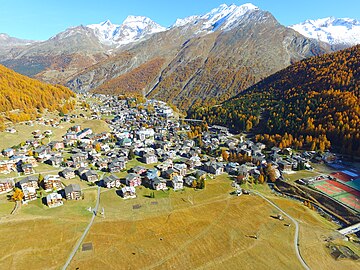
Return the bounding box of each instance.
[0,175,358,269]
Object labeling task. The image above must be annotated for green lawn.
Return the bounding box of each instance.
[98,173,234,221]
[312,163,337,174]
[283,170,320,182]
[0,193,14,215]
[0,117,110,150]
[98,186,173,220]
[18,187,97,219]
[0,171,18,180]
[35,163,62,174]
[126,157,160,169]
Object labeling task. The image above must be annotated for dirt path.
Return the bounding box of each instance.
[62,186,101,270]
[252,190,310,270]
[10,201,20,215]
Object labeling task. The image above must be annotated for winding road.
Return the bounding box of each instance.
[252,190,310,270]
[62,186,101,270]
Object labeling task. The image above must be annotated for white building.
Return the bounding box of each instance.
[121,186,137,199]
[172,175,184,191]
[46,193,63,208]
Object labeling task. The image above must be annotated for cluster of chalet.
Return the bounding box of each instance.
[269,147,313,172]
[0,94,326,206]
[7,174,82,207]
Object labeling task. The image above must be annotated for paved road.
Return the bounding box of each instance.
[12,169,61,179]
[62,186,101,270]
[179,118,204,122]
[251,190,310,270]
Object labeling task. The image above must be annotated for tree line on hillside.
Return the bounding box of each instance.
[0,64,75,130]
[188,45,360,155]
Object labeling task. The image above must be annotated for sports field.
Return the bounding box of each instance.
[312,180,360,212]
[313,180,344,196]
[337,194,360,211]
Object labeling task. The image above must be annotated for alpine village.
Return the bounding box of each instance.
[0,2,359,270]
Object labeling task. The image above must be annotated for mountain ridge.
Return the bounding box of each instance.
[0,2,352,109]
[290,17,360,49]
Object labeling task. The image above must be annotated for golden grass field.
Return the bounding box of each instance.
[0,181,97,270]
[0,174,358,269]
[274,198,360,270]
[68,175,359,270]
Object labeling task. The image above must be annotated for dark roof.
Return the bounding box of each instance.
[77,167,89,174]
[19,176,38,184]
[65,183,81,193]
[21,163,33,169]
[61,168,74,174]
[133,166,146,173]
[103,174,119,184]
[126,173,139,181]
[152,177,166,184]
[165,168,177,175]
[195,170,207,177]
[84,170,98,177]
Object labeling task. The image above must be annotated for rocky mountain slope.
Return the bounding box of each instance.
[67,3,331,110]
[147,6,329,109]
[1,25,109,81]
[0,3,343,110]
[0,33,36,48]
[0,33,38,65]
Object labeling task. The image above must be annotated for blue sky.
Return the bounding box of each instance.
[0,0,359,40]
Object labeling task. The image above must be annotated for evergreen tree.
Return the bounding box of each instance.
[128,148,135,160]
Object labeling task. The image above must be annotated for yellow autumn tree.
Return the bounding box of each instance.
[12,188,24,201]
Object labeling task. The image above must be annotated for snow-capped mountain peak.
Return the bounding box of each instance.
[171,2,259,32]
[173,15,200,28]
[290,17,360,46]
[87,16,165,46]
[123,15,153,26]
[100,20,113,27]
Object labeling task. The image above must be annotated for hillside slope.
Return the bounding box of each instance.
[189,45,360,155]
[0,64,75,129]
[72,6,329,110]
[147,9,328,110]
[0,4,332,110]
[94,58,165,96]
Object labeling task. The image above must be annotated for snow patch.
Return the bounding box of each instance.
[290,17,360,46]
[171,3,259,32]
[88,16,166,46]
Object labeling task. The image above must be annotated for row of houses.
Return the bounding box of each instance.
[0,175,83,206]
